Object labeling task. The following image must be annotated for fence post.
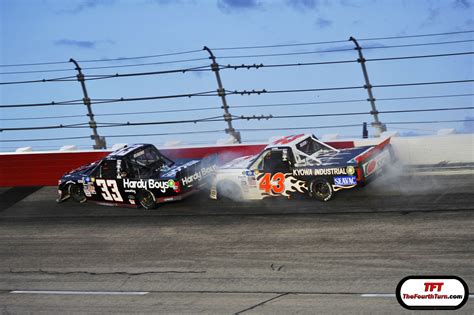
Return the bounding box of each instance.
[203,46,241,143]
[69,58,106,149]
[349,37,387,137]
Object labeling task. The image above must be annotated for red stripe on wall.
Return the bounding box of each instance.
[0,141,354,187]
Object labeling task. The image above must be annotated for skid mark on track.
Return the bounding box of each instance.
[5,269,206,276]
[235,292,289,314]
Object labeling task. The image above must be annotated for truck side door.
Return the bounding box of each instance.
[251,148,294,196]
[93,159,125,203]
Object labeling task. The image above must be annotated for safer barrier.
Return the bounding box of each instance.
[0,141,354,187]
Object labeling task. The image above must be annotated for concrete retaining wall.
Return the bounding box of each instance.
[1,134,472,187]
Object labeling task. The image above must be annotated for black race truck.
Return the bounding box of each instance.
[57,144,216,209]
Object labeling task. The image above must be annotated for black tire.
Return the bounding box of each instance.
[310,179,334,202]
[216,180,242,201]
[69,184,86,203]
[137,190,157,210]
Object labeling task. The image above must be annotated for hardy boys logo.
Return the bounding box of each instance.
[123,179,178,193]
[396,276,469,310]
[181,165,216,186]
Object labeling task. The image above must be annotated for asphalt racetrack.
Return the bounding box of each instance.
[1,168,473,314]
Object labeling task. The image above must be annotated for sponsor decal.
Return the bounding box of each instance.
[244,170,255,176]
[396,276,469,310]
[363,149,391,177]
[298,140,308,147]
[123,179,181,193]
[116,160,122,178]
[332,176,357,191]
[129,199,135,205]
[346,166,355,175]
[209,186,217,199]
[293,167,347,176]
[83,182,96,197]
[334,176,357,186]
[181,165,216,186]
[133,150,145,158]
[123,179,172,193]
[367,160,377,174]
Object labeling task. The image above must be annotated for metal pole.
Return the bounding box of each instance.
[203,46,241,143]
[69,58,106,149]
[349,37,387,137]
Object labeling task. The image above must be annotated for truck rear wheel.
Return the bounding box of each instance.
[138,190,157,210]
[310,179,334,202]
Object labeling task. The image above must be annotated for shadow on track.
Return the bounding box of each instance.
[0,187,42,211]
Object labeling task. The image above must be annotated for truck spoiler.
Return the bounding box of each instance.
[353,137,391,164]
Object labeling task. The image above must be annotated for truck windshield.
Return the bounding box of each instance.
[129,146,174,173]
[296,137,333,155]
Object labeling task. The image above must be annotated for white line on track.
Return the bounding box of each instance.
[10,290,149,295]
[410,169,474,176]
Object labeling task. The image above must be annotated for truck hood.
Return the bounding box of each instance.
[308,147,371,166]
[159,160,201,178]
[64,161,99,177]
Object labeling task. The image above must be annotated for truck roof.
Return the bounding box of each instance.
[265,134,311,149]
[107,144,152,158]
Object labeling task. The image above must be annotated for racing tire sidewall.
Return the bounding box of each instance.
[69,184,87,203]
[138,189,157,210]
[310,179,334,202]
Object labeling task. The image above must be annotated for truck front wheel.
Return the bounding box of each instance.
[69,184,86,203]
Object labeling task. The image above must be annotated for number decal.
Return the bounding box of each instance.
[107,180,123,202]
[259,173,272,193]
[96,179,123,202]
[258,173,286,194]
[96,179,112,201]
[271,173,285,194]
